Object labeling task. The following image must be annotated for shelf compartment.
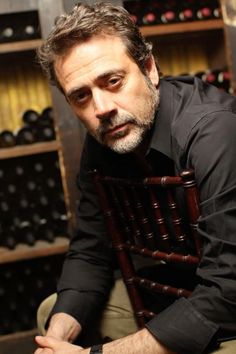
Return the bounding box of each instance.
[0,236,69,264]
[0,39,43,54]
[140,19,224,37]
[0,140,60,159]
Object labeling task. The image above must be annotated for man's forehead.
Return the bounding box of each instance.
[54,35,130,86]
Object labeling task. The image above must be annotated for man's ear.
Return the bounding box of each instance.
[145,55,159,86]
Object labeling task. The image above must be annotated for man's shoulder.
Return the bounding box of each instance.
[162,76,236,150]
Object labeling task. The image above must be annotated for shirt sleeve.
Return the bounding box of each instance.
[146,111,236,354]
[50,135,114,329]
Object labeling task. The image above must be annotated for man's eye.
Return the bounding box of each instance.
[75,91,90,103]
[108,77,122,87]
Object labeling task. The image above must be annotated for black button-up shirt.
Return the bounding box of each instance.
[52,77,236,354]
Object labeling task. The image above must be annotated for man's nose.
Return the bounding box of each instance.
[93,90,116,120]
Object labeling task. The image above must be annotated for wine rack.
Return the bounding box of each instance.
[0,255,64,335]
[124,0,222,26]
[0,2,70,349]
[0,151,69,249]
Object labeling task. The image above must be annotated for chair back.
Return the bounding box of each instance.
[91,169,201,327]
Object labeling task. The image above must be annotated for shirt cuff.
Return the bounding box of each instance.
[49,289,106,329]
[145,297,219,354]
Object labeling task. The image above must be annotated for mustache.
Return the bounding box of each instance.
[96,113,136,138]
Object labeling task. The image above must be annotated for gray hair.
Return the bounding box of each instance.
[37,2,156,90]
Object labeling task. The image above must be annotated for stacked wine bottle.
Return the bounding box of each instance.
[0,255,63,334]
[124,0,221,27]
[162,68,232,94]
[0,151,69,249]
[0,106,56,148]
[195,68,232,94]
[0,10,41,43]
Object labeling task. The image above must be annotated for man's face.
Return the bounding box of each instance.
[55,35,159,153]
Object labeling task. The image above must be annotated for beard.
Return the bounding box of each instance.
[93,80,160,154]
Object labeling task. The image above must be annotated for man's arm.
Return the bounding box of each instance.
[47,136,114,331]
[35,328,176,354]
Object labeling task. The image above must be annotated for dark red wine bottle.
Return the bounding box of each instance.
[161,0,178,24]
[143,12,156,25]
[196,1,213,20]
[179,1,195,22]
[124,1,143,26]
[161,10,176,23]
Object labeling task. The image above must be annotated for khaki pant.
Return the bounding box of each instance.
[37,279,236,353]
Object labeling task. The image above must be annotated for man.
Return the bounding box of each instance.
[35,2,236,354]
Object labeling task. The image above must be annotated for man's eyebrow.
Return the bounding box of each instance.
[95,69,126,82]
[67,69,126,99]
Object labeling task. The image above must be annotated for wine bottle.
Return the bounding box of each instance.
[17,195,31,221]
[15,164,25,178]
[39,106,54,126]
[161,10,176,23]
[37,193,51,218]
[213,4,222,18]
[36,124,56,142]
[26,179,38,194]
[36,218,55,243]
[142,12,157,25]
[20,11,41,40]
[142,2,158,26]
[34,161,44,174]
[0,130,16,148]
[161,0,178,24]
[15,126,37,145]
[0,26,14,42]
[217,70,231,93]
[202,70,217,85]
[0,225,17,250]
[51,208,68,236]
[22,109,40,126]
[22,25,37,39]
[0,167,4,182]
[124,0,143,26]
[17,220,36,246]
[0,200,11,221]
[196,0,212,20]
[179,1,195,22]
[44,176,57,193]
[5,182,18,204]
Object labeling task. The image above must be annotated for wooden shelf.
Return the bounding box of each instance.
[0,328,37,343]
[0,39,43,54]
[140,19,224,37]
[0,236,69,264]
[0,140,60,160]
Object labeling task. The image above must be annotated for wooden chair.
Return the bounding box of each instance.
[91,169,201,328]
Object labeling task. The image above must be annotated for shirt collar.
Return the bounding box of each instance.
[148,79,175,159]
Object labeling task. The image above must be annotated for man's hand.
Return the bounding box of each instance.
[45,313,82,342]
[34,313,82,354]
[34,336,89,354]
